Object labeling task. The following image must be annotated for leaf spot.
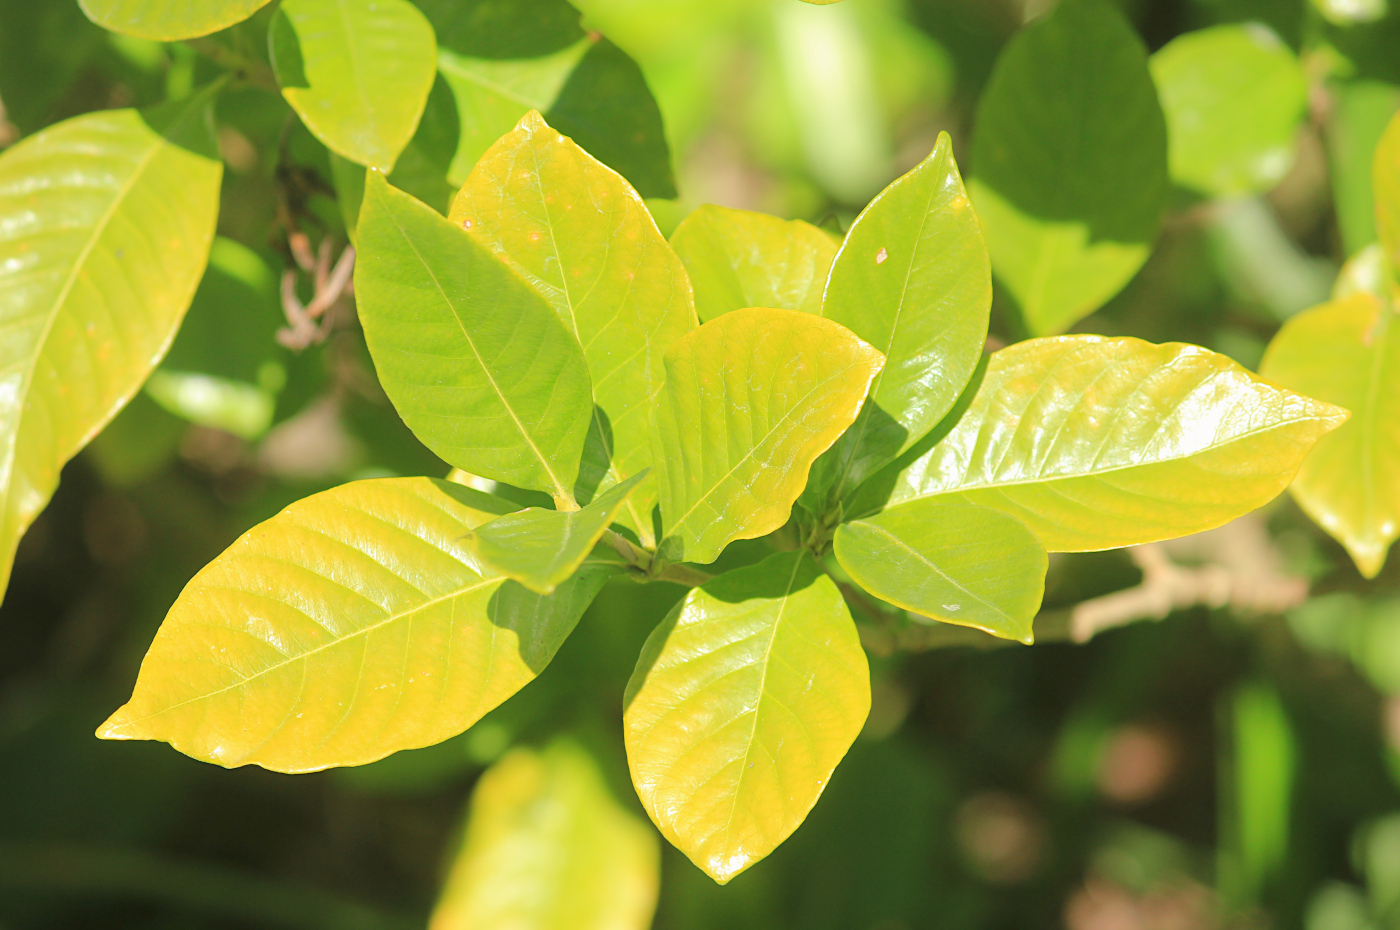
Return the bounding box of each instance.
[943,603,961,612]
[875,247,888,264]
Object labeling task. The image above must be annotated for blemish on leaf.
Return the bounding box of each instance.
[461,218,473,229]
[875,248,888,264]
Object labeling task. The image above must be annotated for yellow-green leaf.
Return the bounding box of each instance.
[1377,109,1400,269]
[651,308,884,565]
[623,551,869,883]
[430,742,659,930]
[449,111,693,540]
[0,96,222,600]
[969,0,1168,335]
[98,478,620,773]
[669,204,838,322]
[354,171,593,500]
[811,133,991,502]
[875,336,1348,551]
[1260,294,1400,577]
[79,0,270,40]
[467,470,647,595]
[833,497,1047,644]
[270,0,437,171]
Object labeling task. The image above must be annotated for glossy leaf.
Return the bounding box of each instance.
[1260,294,1400,578]
[810,133,991,503]
[270,0,437,171]
[98,478,620,773]
[78,0,270,40]
[670,204,838,322]
[449,111,694,538]
[651,308,884,565]
[0,96,222,599]
[430,742,660,930]
[874,336,1348,552]
[1378,110,1400,269]
[1150,25,1307,198]
[969,0,1168,335]
[467,471,647,595]
[834,497,1047,644]
[354,171,593,500]
[623,551,869,883]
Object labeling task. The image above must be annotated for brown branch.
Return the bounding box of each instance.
[278,243,355,351]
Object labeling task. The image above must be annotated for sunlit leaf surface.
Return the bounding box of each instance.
[811,132,991,502]
[0,96,222,599]
[834,497,1047,644]
[450,111,693,538]
[1261,294,1400,578]
[969,0,1168,335]
[78,0,270,40]
[468,471,646,595]
[430,742,660,930]
[354,171,593,499]
[98,478,620,773]
[1377,110,1400,268]
[875,336,1348,551]
[624,551,869,883]
[651,307,884,565]
[270,0,437,171]
[670,204,838,322]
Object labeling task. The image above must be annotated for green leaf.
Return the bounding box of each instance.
[430,742,660,930]
[1312,0,1388,25]
[969,0,1168,335]
[449,111,694,540]
[467,471,647,595]
[78,0,271,40]
[97,478,621,773]
[623,551,869,884]
[354,170,594,500]
[1328,81,1400,257]
[669,204,838,323]
[651,308,885,565]
[1378,109,1400,269]
[833,498,1047,644]
[1260,294,1400,578]
[870,336,1349,552]
[1150,25,1307,198]
[809,133,991,503]
[0,95,222,600]
[270,0,438,171]
[0,0,103,134]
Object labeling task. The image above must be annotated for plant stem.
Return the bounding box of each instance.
[654,563,714,587]
[183,38,279,92]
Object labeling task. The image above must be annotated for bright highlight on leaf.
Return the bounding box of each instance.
[468,470,648,595]
[670,204,838,322]
[270,0,438,171]
[651,307,884,565]
[969,0,1168,335]
[834,498,1047,644]
[354,170,594,500]
[877,336,1349,552]
[451,111,694,539]
[0,94,222,601]
[78,0,271,40]
[1150,25,1307,199]
[98,478,620,773]
[430,742,660,930]
[1261,294,1400,578]
[624,551,869,884]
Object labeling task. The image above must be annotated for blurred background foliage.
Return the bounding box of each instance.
[2,0,1400,928]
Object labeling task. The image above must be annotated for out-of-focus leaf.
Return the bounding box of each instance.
[623,551,869,884]
[270,0,437,171]
[871,336,1348,552]
[449,111,693,540]
[354,171,593,500]
[1312,0,1388,25]
[670,204,838,322]
[1150,24,1307,198]
[833,498,1046,644]
[430,742,659,930]
[651,308,884,565]
[969,0,1168,335]
[1377,110,1400,268]
[1207,197,1336,321]
[809,133,990,504]
[1260,294,1400,577]
[0,0,103,134]
[1225,682,1295,903]
[467,471,647,595]
[145,371,275,440]
[98,478,621,773]
[1335,242,1391,301]
[1328,81,1400,257]
[78,0,271,40]
[0,93,222,599]
[85,393,184,487]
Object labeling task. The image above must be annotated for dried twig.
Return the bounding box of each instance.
[278,242,355,351]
